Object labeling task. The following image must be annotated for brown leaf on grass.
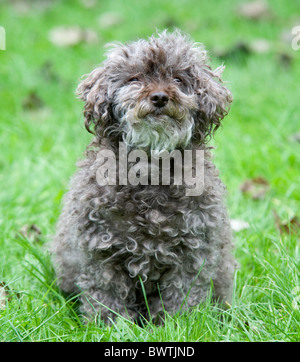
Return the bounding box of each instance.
[0,282,10,309]
[213,39,271,61]
[236,1,273,20]
[83,29,99,44]
[240,176,270,200]
[98,12,124,28]
[213,42,251,62]
[48,26,98,47]
[277,52,293,69]
[22,91,44,110]
[48,26,82,47]
[11,0,53,14]
[19,224,42,242]
[250,38,271,53]
[80,0,97,8]
[273,210,300,235]
[40,61,61,83]
[0,282,20,310]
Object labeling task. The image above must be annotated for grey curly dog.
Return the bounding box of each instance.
[51,30,237,323]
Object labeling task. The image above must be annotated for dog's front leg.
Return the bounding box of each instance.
[77,262,140,323]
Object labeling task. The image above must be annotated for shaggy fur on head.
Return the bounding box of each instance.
[51,30,236,323]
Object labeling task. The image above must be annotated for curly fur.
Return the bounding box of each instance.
[51,30,236,323]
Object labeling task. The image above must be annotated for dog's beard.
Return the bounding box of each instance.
[121,112,194,152]
[113,96,196,152]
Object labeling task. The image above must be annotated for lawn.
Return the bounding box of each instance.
[0,0,299,342]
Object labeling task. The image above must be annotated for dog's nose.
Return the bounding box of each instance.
[150,92,169,108]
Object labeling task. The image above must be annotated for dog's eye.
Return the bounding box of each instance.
[128,77,140,83]
[173,77,182,84]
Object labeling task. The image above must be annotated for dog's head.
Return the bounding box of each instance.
[77,30,232,152]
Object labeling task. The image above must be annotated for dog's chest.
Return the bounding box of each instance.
[105,184,189,227]
[89,184,206,253]
[85,184,206,282]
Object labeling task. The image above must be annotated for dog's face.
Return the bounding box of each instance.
[77,30,232,152]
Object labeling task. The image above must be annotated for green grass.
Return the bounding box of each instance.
[0,0,299,341]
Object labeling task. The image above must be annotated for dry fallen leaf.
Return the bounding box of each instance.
[236,1,272,20]
[48,26,98,47]
[80,0,97,8]
[240,176,270,200]
[250,38,271,53]
[213,42,251,62]
[230,219,250,232]
[98,12,123,28]
[48,26,82,47]
[19,224,42,242]
[0,282,9,309]
[83,29,99,44]
[273,210,300,235]
[22,91,44,110]
[0,282,20,310]
[277,52,293,69]
[40,61,60,83]
[11,0,53,14]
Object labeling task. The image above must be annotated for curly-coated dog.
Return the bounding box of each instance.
[51,30,236,323]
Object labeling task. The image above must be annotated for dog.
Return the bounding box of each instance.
[51,30,236,323]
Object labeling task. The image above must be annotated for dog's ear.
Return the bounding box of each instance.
[194,65,232,143]
[76,67,111,136]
